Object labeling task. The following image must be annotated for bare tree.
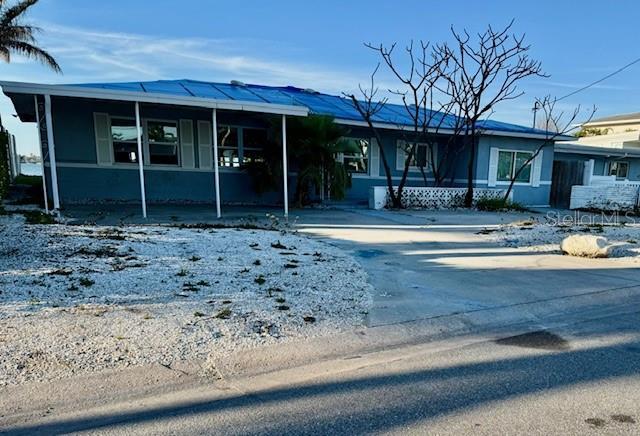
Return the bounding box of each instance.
[435,20,547,207]
[346,41,452,208]
[345,65,402,207]
[503,96,596,201]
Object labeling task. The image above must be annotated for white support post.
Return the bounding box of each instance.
[43,94,60,210]
[135,102,147,218]
[212,109,222,218]
[33,96,49,213]
[281,114,289,219]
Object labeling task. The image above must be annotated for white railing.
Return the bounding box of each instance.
[369,186,509,210]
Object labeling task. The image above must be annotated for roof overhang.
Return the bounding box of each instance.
[584,118,640,128]
[334,118,573,141]
[555,142,640,158]
[0,81,309,118]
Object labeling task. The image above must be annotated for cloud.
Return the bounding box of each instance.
[27,22,370,92]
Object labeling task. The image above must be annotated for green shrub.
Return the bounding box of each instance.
[476,197,526,212]
[22,210,56,224]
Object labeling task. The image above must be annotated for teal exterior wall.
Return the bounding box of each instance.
[40,96,555,207]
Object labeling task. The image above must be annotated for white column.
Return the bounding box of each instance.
[212,109,222,218]
[43,94,60,210]
[281,114,289,218]
[33,96,49,213]
[135,102,147,218]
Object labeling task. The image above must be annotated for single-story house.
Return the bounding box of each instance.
[1,79,562,216]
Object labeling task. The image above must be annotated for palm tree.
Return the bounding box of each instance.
[0,0,61,72]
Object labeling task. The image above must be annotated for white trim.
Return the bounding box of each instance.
[493,148,534,186]
[44,94,60,210]
[333,118,573,141]
[34,95,49,213]
[135,102,147,218]
[0,81,308,117]
[212,109,222,218]
[282,114,289,218]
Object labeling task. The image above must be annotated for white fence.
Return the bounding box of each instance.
[369,186,509,210]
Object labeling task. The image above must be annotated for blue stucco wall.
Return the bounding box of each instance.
[40,96,554,207]
[474,136,554,206]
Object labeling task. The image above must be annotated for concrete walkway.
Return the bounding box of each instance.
[294,207,640,328]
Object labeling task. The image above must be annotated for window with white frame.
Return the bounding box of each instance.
[342,137,369,174]
[217,125,240,167]
[111,118,139,163]
[497,150,533,183]
[608,161,629,179]
[242,128,267,165]
[147,120,179,165]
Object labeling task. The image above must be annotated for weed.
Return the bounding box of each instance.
[183,283,199,292]
[79,277,95,288]
[253,259,261,266]
[48,268,72,276]
[254,275,266,285]
[22,210,56,225]
[193,311,206,317]
[215,308,232,319]
[476,198,526,212]
[196,280,210,286]
[275,297,286,303]
[240,267,251,273]
[189,255,201,262]
[176,268,189,277]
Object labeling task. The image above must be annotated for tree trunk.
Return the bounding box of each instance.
[464,132,476,207]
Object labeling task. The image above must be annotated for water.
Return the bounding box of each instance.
[19,163,42,176]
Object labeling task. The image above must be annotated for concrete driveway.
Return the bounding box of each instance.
[294,207,640,328]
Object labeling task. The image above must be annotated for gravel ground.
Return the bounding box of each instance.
[483,217,640,260]
[0,214,372,386]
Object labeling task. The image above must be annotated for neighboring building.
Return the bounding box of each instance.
[1,79,560,215]
[556,112,640,182]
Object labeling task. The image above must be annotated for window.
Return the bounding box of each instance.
[147,120,179,165]
[609,161,629,179]
[408,144,432,169]
[242,128,267,165]
[342,138,369,174]
[111,118,139,163]
[497,150,533,183]
[218,125,239,167]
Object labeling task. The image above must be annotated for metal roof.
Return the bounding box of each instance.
[2,78,564,139]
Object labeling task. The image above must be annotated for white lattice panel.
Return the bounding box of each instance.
[369,186,508,209]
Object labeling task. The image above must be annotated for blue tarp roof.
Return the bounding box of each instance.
[72,79,552,137]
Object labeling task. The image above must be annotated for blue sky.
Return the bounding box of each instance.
[4,0,640,155]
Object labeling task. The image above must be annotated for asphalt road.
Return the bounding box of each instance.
[3,308,639,435]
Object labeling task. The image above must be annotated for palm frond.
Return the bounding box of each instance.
[5,39,61,72]
[0,0,38,28]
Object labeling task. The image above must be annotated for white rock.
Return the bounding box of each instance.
[560,235,610,258]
